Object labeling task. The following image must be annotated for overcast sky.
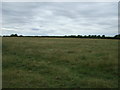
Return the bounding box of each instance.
[2,2,118,36]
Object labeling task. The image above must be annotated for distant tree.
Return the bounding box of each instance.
[91,35,96,38]
[94,35,97,38]
[69,35,76,38]
[88,35,91,38]
[97,35,101,38]
[19,35,23,37]
[102,35,105,38]
[83,35,87,38]
[10,34,18,37]
[114,34,120,39]
[77,35,82,38]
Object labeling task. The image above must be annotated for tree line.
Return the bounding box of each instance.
[3,34,120,39]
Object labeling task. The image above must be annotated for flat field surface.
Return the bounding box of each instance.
[2,37,118,88]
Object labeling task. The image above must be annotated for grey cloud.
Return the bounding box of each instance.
[31,28,40,31]
[2,2,118,36]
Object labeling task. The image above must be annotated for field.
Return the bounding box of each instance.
[2,37,118,88]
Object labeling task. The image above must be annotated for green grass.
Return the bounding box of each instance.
[2,37,119,88]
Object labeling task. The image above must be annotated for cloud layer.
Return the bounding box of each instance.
[2,2,118,36]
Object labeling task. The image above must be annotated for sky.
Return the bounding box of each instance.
[2,2,118,36]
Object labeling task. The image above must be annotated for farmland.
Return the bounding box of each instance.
[2,37,118,88]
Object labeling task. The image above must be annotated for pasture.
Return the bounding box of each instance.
[2,37,118,88]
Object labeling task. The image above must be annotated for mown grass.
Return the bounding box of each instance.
[2,37,119,88]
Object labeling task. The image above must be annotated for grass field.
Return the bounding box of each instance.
[2,37,118,88]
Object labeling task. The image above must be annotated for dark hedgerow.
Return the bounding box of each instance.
[3,34,120,39]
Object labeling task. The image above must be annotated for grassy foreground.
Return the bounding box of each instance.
[2,37,118,88]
